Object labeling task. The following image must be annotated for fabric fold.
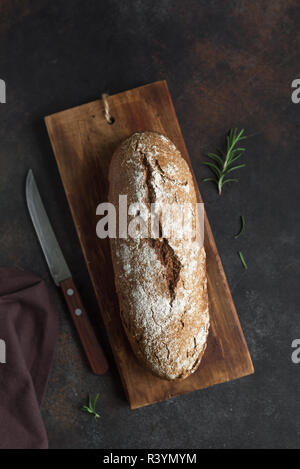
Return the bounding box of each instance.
[0,268,57,449]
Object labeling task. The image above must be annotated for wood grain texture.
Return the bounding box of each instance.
[60,277,109,375]
[45,80,254,409]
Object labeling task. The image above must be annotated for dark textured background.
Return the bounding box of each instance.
[0,0,300,449]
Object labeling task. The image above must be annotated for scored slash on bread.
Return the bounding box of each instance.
[109,132,210,380]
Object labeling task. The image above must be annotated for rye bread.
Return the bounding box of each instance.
[108,132,209,380]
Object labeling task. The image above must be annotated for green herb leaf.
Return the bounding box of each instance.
[203,161,222,177]
[82,394,100,420]
[203,128,247,195]
[222,178,239,186]
[93,394,100,410]
[238,251,247,269]
[207,152,224,165]
[203,177,217,183]
[235,216,245,239]
[226,163,246,174]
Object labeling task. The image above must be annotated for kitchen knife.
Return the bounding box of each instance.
[26,169,109,375]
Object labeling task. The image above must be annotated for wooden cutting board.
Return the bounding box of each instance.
[45,80,254,409]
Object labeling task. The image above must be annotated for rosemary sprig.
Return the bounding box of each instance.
[238,251,247,270]
[235,215,245,239]
[82,394,100,419]
[203,128,247,195]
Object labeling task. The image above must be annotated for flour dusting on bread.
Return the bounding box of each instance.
[109,132,210,380]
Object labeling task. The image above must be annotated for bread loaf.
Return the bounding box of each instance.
[108,132,209,380]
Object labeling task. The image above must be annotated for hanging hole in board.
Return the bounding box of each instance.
[107,115,115,125]
[102,93,115,125]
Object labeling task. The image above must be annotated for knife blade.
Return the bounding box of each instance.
[26,170,71,285]
[26,169,108,375]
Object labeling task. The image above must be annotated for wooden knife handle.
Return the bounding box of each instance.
[60,277,109,375]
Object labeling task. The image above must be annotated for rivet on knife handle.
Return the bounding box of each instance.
[60,277,109,375]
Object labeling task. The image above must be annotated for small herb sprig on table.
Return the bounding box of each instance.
[82,394,100,420]
[235,215,245,239]
[203,128,247,195]
[235,217,247,269]
[238,251,247,270]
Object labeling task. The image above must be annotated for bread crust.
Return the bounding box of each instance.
[108,132,210,380]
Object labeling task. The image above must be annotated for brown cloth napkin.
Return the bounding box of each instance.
[0,268,58,449]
